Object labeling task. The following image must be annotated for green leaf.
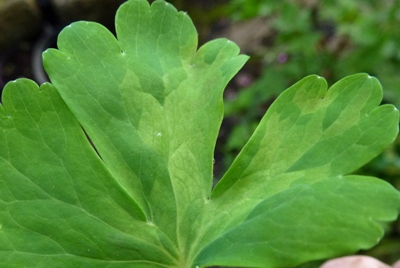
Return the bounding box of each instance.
[196,176,400,267]
[0,0,399,267]
[194,74,400,267]
[43,0,247,260]
[0,79,177,267]
[2,0,246,266]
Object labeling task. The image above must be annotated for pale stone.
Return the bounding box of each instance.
[320,255,391,268]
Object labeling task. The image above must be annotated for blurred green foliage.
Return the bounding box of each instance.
[223,0,400,168]
[221,0,400,265]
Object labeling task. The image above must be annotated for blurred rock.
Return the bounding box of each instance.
[214,17,274,55]
[320,256,391,268]
[49,0,126,29]
[393,260,400,268]
[0,0,42,50]
[0,0,127,51]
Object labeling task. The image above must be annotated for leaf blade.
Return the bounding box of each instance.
[0,80,176,267]
[197,74,400,267]
[196,176,400,267]
[43,0,247,263]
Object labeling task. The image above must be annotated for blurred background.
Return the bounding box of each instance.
[0,0,399,267]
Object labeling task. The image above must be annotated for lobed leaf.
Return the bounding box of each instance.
[194,74,400,267]
[0,0,399,267]
[196,176,400,267]
[0,80,176,267]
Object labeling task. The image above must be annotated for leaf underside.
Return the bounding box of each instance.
[0,0,399,267]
